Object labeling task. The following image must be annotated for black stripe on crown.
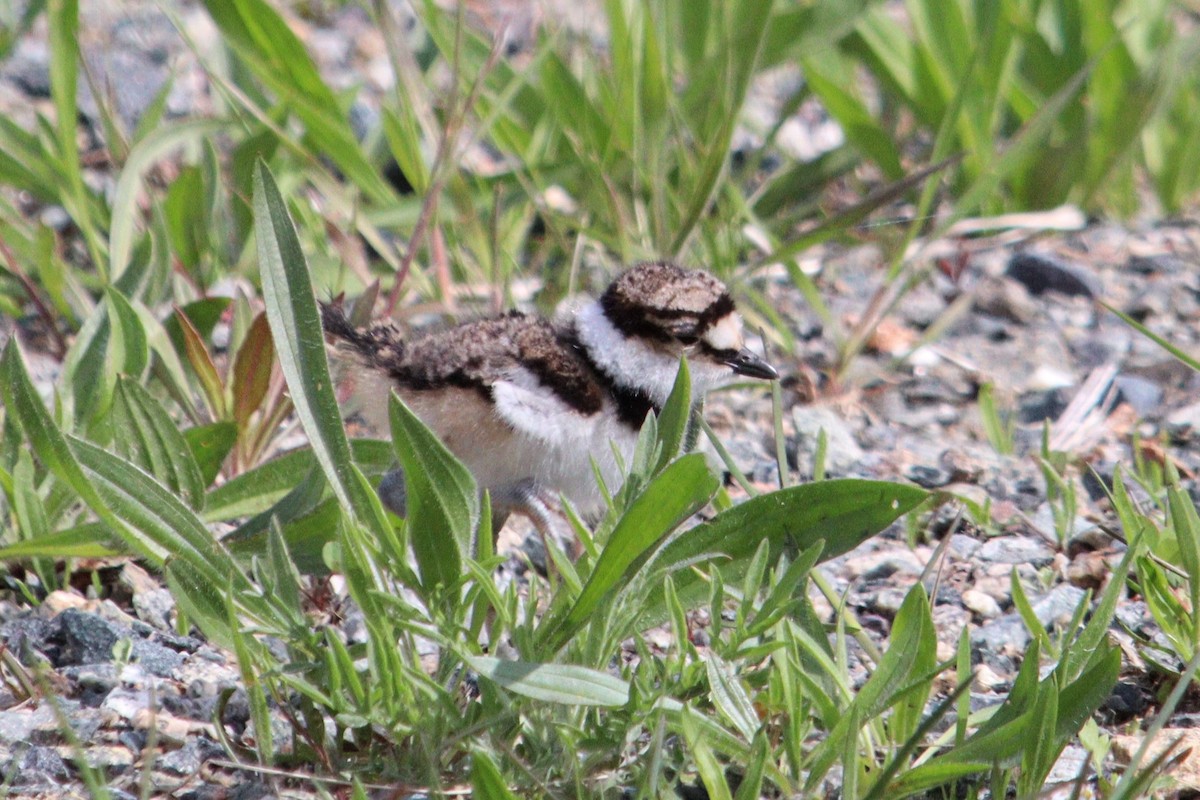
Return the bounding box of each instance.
[600,282,735,343]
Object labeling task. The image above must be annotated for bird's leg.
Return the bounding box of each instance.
[376,467,408,517]
[493,479,578,568]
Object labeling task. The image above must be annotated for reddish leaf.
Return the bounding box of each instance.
[174,306,227,419]
[232,311,274,430]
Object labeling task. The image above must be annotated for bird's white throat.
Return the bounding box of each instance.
[574,299,730,408]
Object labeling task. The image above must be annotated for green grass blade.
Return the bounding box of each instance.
[471,750,519,800]
[1103,301,1200,373]
[109,119,228,281]
[68,435,228,581]
[0,342,119,537]
[203,0,393,203]
[541,453,718,652]
[0,523,119,560]
[203,439,393,522]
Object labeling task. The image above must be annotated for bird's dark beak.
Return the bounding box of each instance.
[726,347,778,380]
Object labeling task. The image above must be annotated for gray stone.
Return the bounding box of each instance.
[1045,744,1089,785]
[1031,584,1087,629]
[131,638,186,678]
[79,743,134,770]
[1103,680,1149,722]
[868,587,907,615]
[842,548,924,581]
[976,535,1056,567]
[13,745,71,785]
[158,737,225,776]
[1113,374,1164,416]
[53,609,122,666]
[78,49,169,130]
[1018,388,1069,424]
[1167,400,1200,442]
[962,589,1002,620]
[131,588,176,630]
[973,274,1039,324]
[0,704,55,744]
[971,613,1032,656]
[946,534,982,560]
[790,405,864,477]
[906,464,952,488]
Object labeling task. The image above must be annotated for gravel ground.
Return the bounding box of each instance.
[3,1,1200,797]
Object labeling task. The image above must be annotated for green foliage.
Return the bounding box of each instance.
[0,0,1194,795]
[0,162,934,794]
[829,0,1200,216]
[978,382,1015,456]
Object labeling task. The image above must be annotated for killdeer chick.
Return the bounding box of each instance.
[322,261,777,542]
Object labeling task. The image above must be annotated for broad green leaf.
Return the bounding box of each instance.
[184,422,238,488]
[105,288,149,380]
[681,705,734,800]
[11,451,56,586]
[805,585,936,789]
[466,656,630,707]
[264,518,303,623]
[131,299,199,422]
[12,451,49,543]
[887,588,937,744]
[254,159,376,519]
[653,358,691,475]
[203,439,393,522]
[166,558,234,648]
[887,761,993,797]
[228,585,274,765]
[228,497,339,574]
[68,436,229,582]
[163,166,207,272]
[733,735,769,800]
[705,652,760,741]
[112,378,205,509]
[1055,645,1120,741]
[644,479,927,623]
[389,393,478,591]
[0,342,120,536]
[1063,533,1138,679]
[61,299,113,426]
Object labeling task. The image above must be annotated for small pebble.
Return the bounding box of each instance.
[962,589,1002,619]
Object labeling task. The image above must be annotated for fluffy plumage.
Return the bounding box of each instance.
[323,261,775,519]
